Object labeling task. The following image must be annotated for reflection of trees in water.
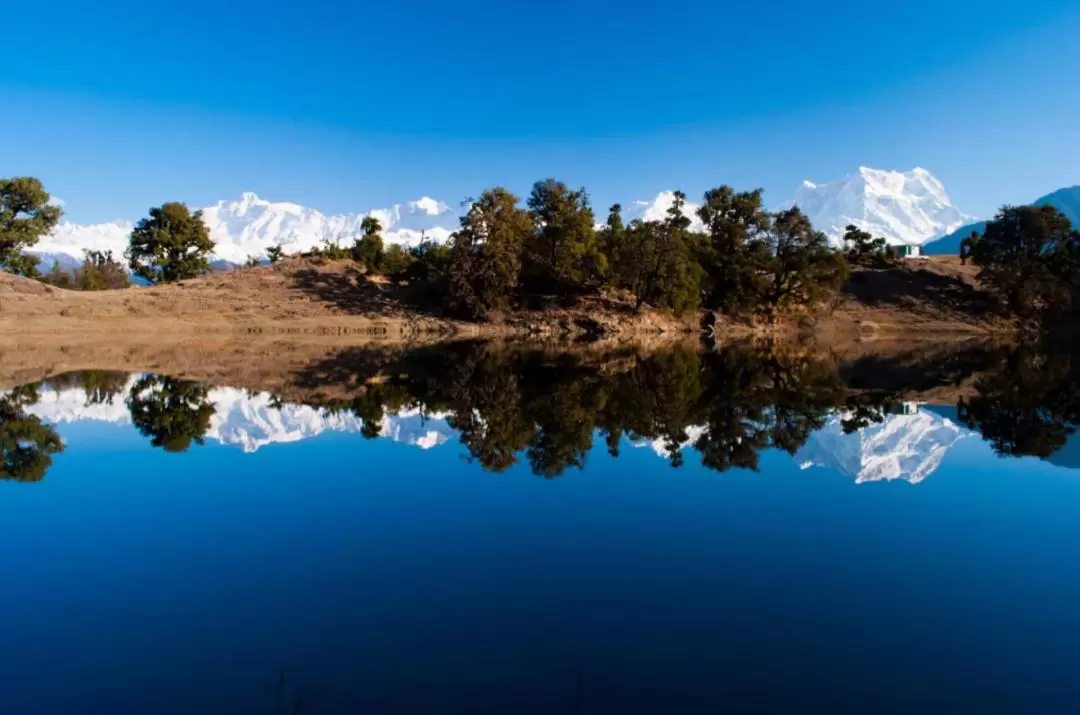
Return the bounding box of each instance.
[295,342,850,478]
[300,339,1080,476]
[126,375,215,453]
[959,346,1080,459]
[11,340,1080,483]
[43,370,130,406]
[0,384,63,482]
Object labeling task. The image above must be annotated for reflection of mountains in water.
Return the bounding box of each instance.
[26,378,455,453]
[796,404,968,484]
[29,380,984,484]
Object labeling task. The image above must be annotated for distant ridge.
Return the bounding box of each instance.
[922,185,1080,256]
[30,167,990,266]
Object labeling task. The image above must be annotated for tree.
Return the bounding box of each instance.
[0,177,62,278]
[76,250,130,290]
[762,207,848,318]
[696,186,772,314]
[523,179,605,293]
[968,205,1080,317]
[405,240,451,290]
[266,245,285,264]
[244,255,262,268]
[620,192,703,314]
[446,188,532,319]
[600,203,629,287]
[126,375,215,452]
[352,216,384,271]
[126,202,215,283]
[842,224,894,267]
[380,244,415,278]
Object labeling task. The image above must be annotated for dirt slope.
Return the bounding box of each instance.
[0,255,1004,341]
[0,257,692,340]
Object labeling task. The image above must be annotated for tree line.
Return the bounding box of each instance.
[1,175,856,320]
[6,174,1080,323]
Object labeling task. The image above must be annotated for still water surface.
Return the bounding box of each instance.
[1,343,1079,713]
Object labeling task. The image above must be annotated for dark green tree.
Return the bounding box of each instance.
[842,224,894,267]
[352,216,385,271]
[599,203,629,287]
[968,205,1079,317]
[620,193,703,314]
[523,179,605,292]
[0,384,64,482]
[0,177,62,278]
[762,207,849,319]
[126,202,215,283]
[126,375,215,452]
[446,189,532,319]
[266,245,286,264]
[695,186,772,315]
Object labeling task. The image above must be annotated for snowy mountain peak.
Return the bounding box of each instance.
[235,191,266,206]
[794,167,972,247]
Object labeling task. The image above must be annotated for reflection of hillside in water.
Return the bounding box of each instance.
[5,339,1080,483]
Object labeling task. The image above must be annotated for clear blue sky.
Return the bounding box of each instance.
[2,0,1078,223]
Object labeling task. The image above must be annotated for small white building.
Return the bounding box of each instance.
[897,244,921,258]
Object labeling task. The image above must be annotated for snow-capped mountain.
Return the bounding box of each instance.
[24,379,456,453]
[31,166,974,266]
[794,406,969,484]
[32,193,461,266]
[792,167,973,247]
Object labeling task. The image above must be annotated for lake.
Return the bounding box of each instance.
[2,341,1079,714]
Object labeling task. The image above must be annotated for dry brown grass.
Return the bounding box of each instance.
[0,254,1009,346]
[0,256,695,341]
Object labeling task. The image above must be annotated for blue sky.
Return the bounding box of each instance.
[2,0,1079,223]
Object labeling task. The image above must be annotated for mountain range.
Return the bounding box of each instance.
[31,167,988,268]
[34,193,462,268]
